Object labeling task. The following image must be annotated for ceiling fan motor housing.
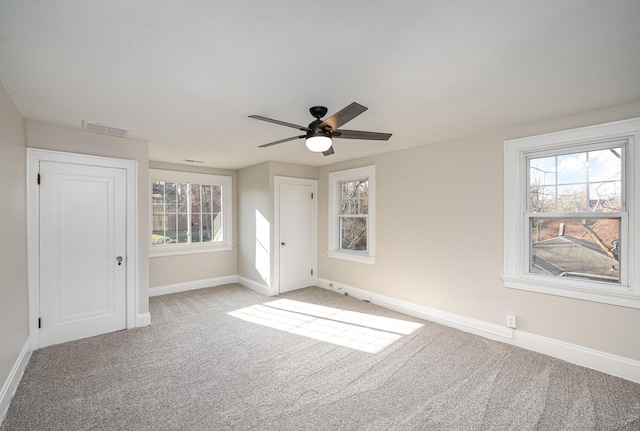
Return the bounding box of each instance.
[307,119,332,139]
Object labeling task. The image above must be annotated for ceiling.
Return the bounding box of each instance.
[1,1,639,170]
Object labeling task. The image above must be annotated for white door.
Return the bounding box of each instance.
[277,178,316,293]
[39,161,127,347]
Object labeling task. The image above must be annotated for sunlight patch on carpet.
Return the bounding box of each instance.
[228,299,423,353]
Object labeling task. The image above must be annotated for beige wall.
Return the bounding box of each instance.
[148,161,238,288]
[26,120,150,314]
[237,162,271,286]
[237,161,318,289]
[0,82,29,399]
[317,101,640,361]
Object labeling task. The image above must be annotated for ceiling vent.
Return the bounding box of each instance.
[82,120,129,137]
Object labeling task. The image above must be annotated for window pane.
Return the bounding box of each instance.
[529,146,623,214]
[152,215,167,244]
[212,213,222,241]
[589,148,622,182]
[212,185,222,213]
[557,185,587,212]
[191,213,201,243]
[530,156,556,187]
[191,184,201,213]
[202,213,212,242]
[340,180,368,215]
[530,185,556,213]
[530,217,620,283]
[340,217,367,250]
[152,181,166,203]
[177,214,189,243]
[202,185,212,213]
[165,214,177,244]
[177,183,188,213]
[589,182,622,212]
[165,182,177,212]
[557,152,587,184]
[200,213,222,243]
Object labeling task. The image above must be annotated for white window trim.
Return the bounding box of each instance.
[149,169,233,257]
[504,117,640,309]
[328,165,376,265]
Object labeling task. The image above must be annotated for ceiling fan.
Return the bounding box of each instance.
[249,102,392,156]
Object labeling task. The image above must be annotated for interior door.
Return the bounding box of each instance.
[39,161,127,347]
[278,180,315,293]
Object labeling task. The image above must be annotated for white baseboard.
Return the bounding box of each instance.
[0,337,31,426]
[316,278,640,384]
[148,275,238,297]
[513,331,640,383]
[136,312,151,327]
[237,276,273,296]
[316,278,512,341]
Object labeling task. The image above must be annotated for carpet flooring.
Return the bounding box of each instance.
[2,284,640,430]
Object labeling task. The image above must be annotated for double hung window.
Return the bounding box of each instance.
[504,118,640,308]
[328,165,376,264]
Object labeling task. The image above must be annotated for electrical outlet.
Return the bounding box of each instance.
[506,314,517,329]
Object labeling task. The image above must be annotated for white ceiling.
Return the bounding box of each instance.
[1,1,639,170]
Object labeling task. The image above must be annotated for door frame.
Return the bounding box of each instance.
[273,176,317,295]
[27,148,139,349]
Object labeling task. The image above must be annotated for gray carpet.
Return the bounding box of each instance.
[2,284,639,430]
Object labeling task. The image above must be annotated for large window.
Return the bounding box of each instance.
[150,169,232,256]
[504,118,640,308]
[528,145,623,284]
[328,165,376,264]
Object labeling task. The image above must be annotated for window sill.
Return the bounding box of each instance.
[150,243,233,257]
[328,250,376,265]
[503,275,640,309]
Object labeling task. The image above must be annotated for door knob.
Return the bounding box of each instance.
[116,256,123,266]
[281,242,286,246]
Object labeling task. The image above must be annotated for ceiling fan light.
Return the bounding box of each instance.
[305,135,332,152]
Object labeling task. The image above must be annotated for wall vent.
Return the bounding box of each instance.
[82,120,129,137]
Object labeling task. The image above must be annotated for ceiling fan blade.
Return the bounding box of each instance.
[333,129,392,141]
[258,135,305,148]
[322,146,335,156]
[249,115,310,131]
[320,102,368,130]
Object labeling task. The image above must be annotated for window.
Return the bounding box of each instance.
[504,118,640,308]
[150,169,232,256]
[328,165,376,264]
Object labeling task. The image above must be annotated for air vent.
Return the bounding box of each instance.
[82,120,129,137]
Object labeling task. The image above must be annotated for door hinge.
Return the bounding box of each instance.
[311,269,314,276]
[38,318,41,328]
[37,173,41,185]
[311,192,314,199]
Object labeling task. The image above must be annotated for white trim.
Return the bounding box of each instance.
[328,165,376,265]
[513,330,640,383]
[237,276,273,297]
[136,313,151,327]
[504,117,640,309]
[316,278,512,341]
[0,337,31,425]
[316,277,640,383]
[273,176,318,294]
[148,275,238,297]
[327,250,376,265]
[27,149,139,349]
[149,169,233,256]
[149,243,233,257]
